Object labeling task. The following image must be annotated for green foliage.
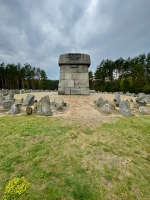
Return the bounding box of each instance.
[0,63,48,90]
[120,77,130,92]
[89,71,94,89]
[94,52,150,93]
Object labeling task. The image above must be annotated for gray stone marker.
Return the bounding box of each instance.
[119,100,132,116]
[96,96,105,107]
[38,95,52,116]
[102,103,110,114]
[6,93,14,100]
[0,93,3,105]
[55,102,63,110]
[2,100,13,109]
[136,93,146,105]
[26,106,32,115]
[2,90,8,96]
[58,53,91,95]
[114,93,120,106]
[23,94,35,106]
[145,95,150,103]
[9,104,22,114]
[136,100,146,106]
[139,107,147,115]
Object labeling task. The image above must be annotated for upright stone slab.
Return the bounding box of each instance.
[26,106,32,115]
[119,100,132,116]
[0,93,3,105]
[58,53,91,95]
[23,94,35,106]
[6,93,14,100]
[9,104,21,114]
[139,107,147,115]
[38,95,52,116]
[114,93,120,106]
[96,96,105,107]
[136,93,146,104]
[2,100,13,109]
[145,95,150,103]
[102,103,111,114]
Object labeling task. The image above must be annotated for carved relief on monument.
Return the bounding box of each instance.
[67,53,81,60]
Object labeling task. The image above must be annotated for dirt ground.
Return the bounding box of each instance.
[0,92,150,126]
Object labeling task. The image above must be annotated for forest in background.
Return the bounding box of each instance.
[0,63,58,90]
[90,52,150,94]
[1,52,150,93]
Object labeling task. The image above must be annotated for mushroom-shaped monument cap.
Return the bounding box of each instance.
[58,53,91,66]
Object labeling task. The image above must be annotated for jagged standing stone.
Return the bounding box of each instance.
[55,102,63,110]
[137,100,146,106]
[26,106,32,115]
[139,107,147,115]
[0,93,3,105]
[38,95,52,116]
[96,96,105,107]
[144,95,150,103]
[2,90,8,96]
[2,100,13,109]
[23,94,35,106]
[9,104,22,114]
[119,100,132,116]
[135,93,146,103]
[114,93,120,107]
[6,93,14,100]
[102,103,110,114]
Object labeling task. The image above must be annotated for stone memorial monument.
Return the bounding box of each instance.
[58,53,91,95]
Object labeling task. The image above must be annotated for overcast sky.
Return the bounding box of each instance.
[0,0,150,79]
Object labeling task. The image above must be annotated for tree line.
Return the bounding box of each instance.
[89,52,150,94]
[0,63,58,90]
[1,52,150,93]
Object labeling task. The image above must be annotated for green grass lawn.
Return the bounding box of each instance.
[0,115,150,200]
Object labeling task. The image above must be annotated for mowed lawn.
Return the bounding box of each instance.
[0,115,150,200]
